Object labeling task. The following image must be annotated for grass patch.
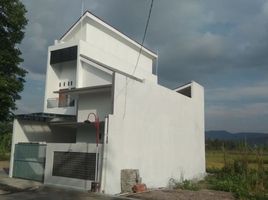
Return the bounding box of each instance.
[170,179,200,191]
[205,146,268,199]
[206,151,268,170]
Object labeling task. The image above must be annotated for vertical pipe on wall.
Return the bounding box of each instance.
[100,115,109,193]
[9,119,17,177]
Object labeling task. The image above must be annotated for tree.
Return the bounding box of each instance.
[0,0,28,122]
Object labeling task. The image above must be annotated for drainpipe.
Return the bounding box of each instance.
[100,115,109,193]
[84,112,100,191]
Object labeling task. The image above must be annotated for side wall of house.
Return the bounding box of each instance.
[101,74,205,194]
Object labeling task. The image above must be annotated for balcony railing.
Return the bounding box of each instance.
[47,97,75,108]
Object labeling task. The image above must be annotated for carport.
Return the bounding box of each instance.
[10,113,106,191]
[10,113,76,182]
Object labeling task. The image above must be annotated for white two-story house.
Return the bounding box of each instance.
[9,11,205,194]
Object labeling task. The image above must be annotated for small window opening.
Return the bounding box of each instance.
[70,81,73,86]
[59,82,61,87]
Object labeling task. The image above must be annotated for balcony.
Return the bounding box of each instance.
[47,96,75,108]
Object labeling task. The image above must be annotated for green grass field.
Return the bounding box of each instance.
[206,150,268,170]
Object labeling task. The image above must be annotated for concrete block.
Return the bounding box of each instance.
[120,169,139,193]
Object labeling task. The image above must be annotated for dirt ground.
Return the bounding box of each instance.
[127,189,235,200]
[0,160,235,200]
[0,161,9,169]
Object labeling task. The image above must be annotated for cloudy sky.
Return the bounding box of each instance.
[17,0,268,133]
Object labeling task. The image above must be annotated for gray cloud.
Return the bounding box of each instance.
[18,0,268,132]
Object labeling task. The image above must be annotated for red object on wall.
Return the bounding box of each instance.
[132,184,147,193]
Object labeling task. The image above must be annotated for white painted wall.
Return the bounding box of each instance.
[44,41,79,115]
[86,22,154,75]
[101,74,205,194]
[54,60,76,89]
[9,119,76,177]
[77,91,112,122]
[81,61,112,87]
[62,23,87,43]
[44,143,102,190]
[44,60,77,115]
[61,14,157,82]
[80,39,157,83]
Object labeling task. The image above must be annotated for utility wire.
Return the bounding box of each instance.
[132,0,154,75]
[123,0,154,118]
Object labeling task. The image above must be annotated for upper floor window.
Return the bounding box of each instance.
[50,46,77,65]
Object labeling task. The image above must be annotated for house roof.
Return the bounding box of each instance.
[60,10,157,58]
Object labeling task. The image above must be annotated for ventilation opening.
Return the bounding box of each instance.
[50,46,77,64]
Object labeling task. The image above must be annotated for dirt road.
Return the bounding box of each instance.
[127,189,235,200]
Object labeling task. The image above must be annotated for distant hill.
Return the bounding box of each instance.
[205,130,268,146]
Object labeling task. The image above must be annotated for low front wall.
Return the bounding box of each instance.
[44,143,102,190]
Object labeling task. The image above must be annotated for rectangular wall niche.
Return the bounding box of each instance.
[52,151,96,180]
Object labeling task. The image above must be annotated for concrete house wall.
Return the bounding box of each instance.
[101,73,205,194]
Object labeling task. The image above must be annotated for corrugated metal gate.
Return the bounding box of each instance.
[13,143,46,182]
